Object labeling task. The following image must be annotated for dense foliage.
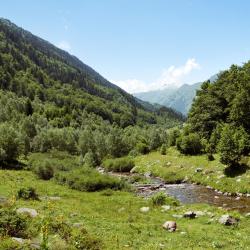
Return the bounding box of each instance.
[175,63,250,165]
[0,18,183,167]
[103,157,135,172]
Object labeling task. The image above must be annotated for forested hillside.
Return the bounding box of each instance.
[172,63,250,167]
[0,18,183,127]
[0,18,184,165]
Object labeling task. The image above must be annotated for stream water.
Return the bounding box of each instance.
[110,172,250,213]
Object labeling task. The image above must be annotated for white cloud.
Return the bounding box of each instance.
[112,79,148,93]
[113,58,201,93]
[56,41,71,52]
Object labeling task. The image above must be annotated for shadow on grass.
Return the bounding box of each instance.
[0,160,25,170]
[224,163,249,177]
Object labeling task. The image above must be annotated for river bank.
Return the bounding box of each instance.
[133,148,250,195]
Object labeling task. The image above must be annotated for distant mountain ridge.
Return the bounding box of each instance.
[134,75,217,115]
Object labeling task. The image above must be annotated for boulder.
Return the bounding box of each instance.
[161,205,171,212]
[162,221,177,232]
[48,196,61,201]
[219,215,238,226]
[140,207,150,213]
[172,214,183,218]
[130,167,138,173]
[16,208,38,218]
[195,211,205,217]
[183,211,196,219]
[144,172,151,178]
[12,237,25,244]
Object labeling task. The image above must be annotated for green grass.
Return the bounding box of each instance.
[134,147,250,194]
[0,169,249,249]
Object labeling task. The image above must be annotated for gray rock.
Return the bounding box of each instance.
[48,196,61,201]
[183,211,196,219]
[219,215,238,226]
[172,214,183,218]
[162,221,177,232]
[161,205,171,212]
[130,167,138,173]
[12,237,25,244]
[144,172,151,178]
[195,211,205,217]
[16,208,38,218]
[0,196,7,203]
[73,222,83,228]
[140,207,150,213]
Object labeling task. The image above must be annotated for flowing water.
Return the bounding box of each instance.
[110,172,250,213]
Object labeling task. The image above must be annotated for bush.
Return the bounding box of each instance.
[54,167,126,192]
[218,125,249,167]
[71,228,102,250]
[150,192,167,206]
[17,187,39,200]
[176,133,202,155]
[103,157,135,172]
[168,128,181,147]
[160,144,167,155]
[150,192,180,206]
[28,151,79,172]
[49,221,72,241]
[135,142,150,155]
[0,123,22,162]
[0,208,28,237]
[0,238,27,250]
[33,160,54,180]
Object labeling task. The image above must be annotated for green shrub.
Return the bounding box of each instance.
[103,157,135,172]
[17,187,39,200]
[0,238,28,250]
[150,192,167,206]
[0,123,22,162]
[160,144,167,155]
[49,221,72,241]
[136,142,150,155]
[0,209,29,237]
[33,160,54,180]
[28,151,79,172]
[54,167,126,192]
[71,228,102,250]
[218,124,250,167]
[176,133,203,155]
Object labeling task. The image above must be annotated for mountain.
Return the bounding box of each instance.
[0,18,183,128]
[134,75,217,115]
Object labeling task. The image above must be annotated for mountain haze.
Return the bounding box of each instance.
[134,75,217,115]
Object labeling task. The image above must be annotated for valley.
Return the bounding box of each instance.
[0,15,249,250]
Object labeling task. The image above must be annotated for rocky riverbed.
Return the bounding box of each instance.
[101,170,250,213]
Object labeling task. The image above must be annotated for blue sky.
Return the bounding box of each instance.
[1,0,250,93]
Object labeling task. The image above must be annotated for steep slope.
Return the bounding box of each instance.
[134,75,217,115]
[0,18,184,128]
[134,83,201,115]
